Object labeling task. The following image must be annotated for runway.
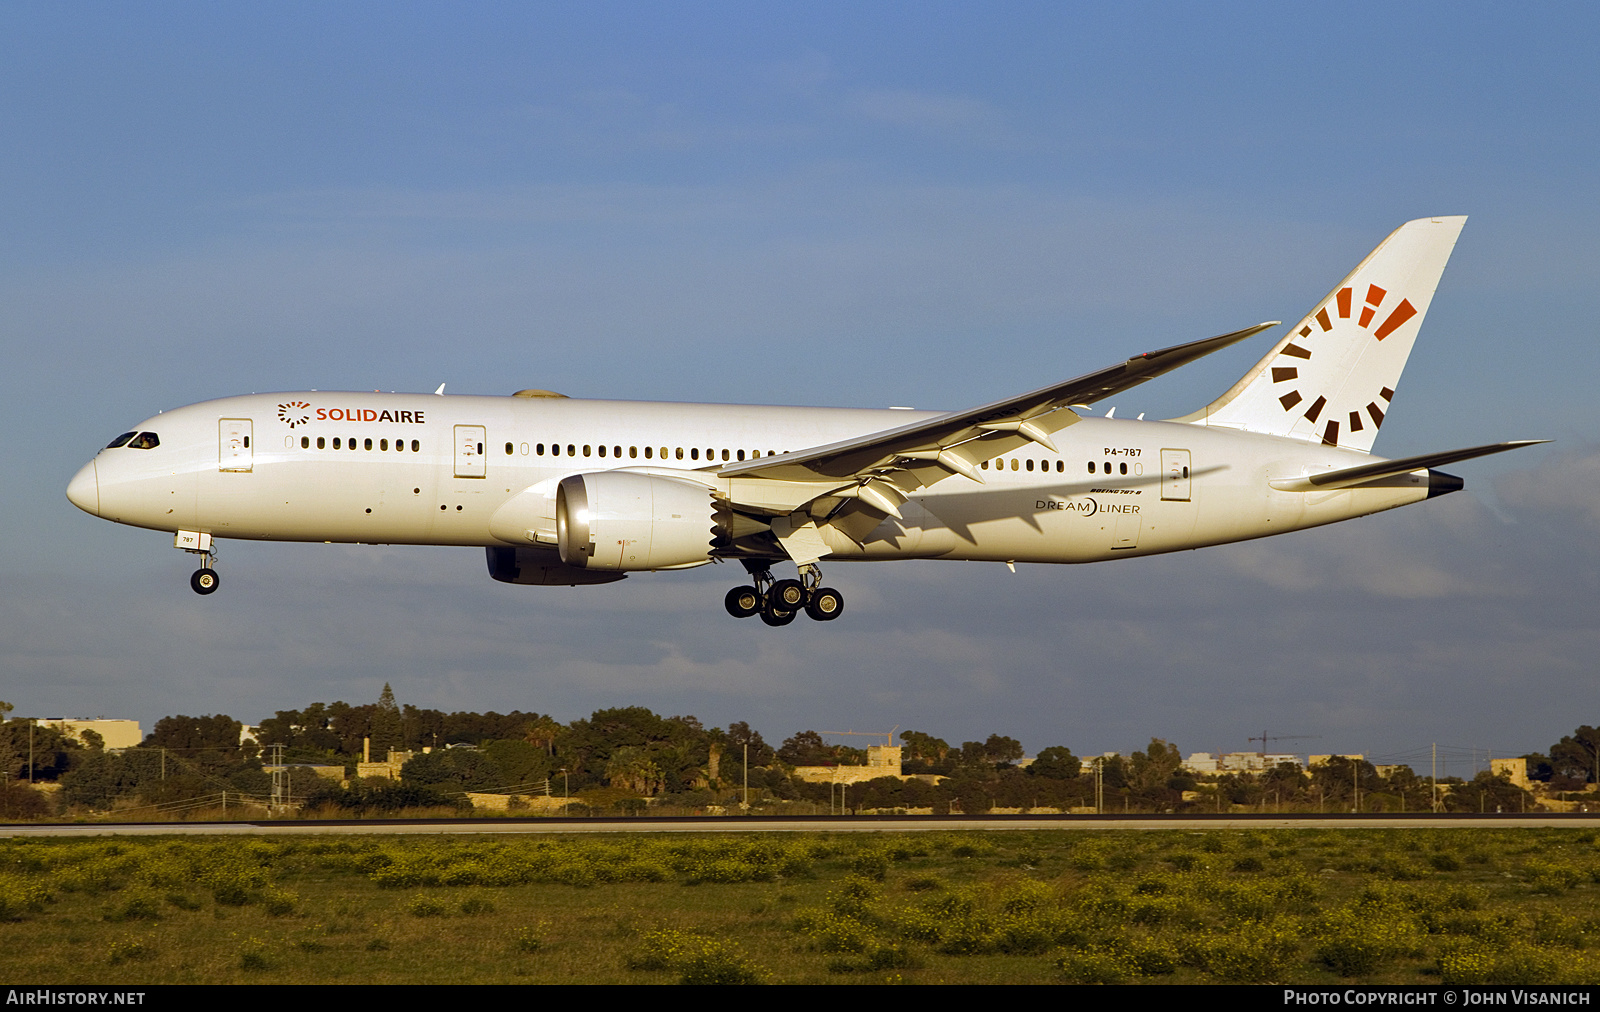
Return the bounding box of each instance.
[5,813,1598,838]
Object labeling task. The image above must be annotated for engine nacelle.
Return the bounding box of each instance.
[485,546,627,586]
[556,471,717,571]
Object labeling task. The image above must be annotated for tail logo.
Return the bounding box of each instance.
[1273,284,1415,446]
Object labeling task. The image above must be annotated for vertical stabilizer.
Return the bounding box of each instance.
[1180,216,1466,452]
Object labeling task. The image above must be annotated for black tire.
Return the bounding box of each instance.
[191,568,220,595]
[805,587,844,621]
[769,578,806,610]
[724,586,761,618]
[759,602,797,627]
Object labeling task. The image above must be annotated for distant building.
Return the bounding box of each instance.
[1183,752,1302,774]
[793,744,906,785]
[1309,754,1366,767]
[40,718,142,750]
[1491,757,1530,790]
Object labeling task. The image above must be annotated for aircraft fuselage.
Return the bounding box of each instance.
[68,391,1443,566]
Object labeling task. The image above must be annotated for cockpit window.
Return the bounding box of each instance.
[105,432,137,449]
[127,432,160,450]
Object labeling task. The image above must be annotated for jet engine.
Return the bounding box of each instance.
[555,471,718,571]
[485,546,627,586]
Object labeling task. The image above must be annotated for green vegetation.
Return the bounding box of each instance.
[5,828,1600,984]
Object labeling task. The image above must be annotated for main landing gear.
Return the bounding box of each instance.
[724,561,844,626]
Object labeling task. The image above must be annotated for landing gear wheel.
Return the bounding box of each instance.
[759,602,797,627]
[768,578,806,611]
[724,586,761,618]
[190,568,220,595]
[804,587,844,621]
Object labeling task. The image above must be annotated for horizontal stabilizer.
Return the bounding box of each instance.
[1268,440,1548,492]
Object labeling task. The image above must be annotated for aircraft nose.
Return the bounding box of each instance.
[67,460,100,516]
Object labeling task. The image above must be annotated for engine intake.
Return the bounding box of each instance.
[556,471,717,571]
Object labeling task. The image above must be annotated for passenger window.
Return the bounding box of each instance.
[410,440,420,452]
[243,436,250,449]
[614,446,622,457]
[690,448,699,460]
[1102,462,1110,473]
[364,438,373,451]
[1010,459,1019,471]
[301,436,310,449]
[736,449,745,461]
[1026,459,1034,472]
[567,444,575,456]
[1120,462,1127,475]
[317,437,326,449]
[583,444,591,457]
[644,446,653,459]
[721,449,729,461]
[105,432,137,449]
[505,442,513,455]
[537,443,545,455]
[333,438,342,450]
[630,446,637,458]
[598,445,607,457]
[381,439,389,451]
[676,447,683,460]
[1056,460,1063,472]
[980,460,989,470]
[1086,462,1093,473]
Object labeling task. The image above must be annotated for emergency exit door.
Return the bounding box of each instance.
[1161,448,1191,501]
[454,425,487,478]
[219,418,253,472]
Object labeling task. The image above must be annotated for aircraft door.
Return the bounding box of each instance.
[1161,449,1191,501]
[454,425,487,478]
[220,419,253,472]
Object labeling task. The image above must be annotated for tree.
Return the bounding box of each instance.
[778,731,835,766]
[900,730,951,764]
[1549,727,1600,786]
[371,683,402,754]
[724,722,774,766]
[1029,746,1082,780]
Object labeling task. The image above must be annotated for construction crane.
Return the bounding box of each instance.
[1248,731,1319,760]
[821,727,900,747]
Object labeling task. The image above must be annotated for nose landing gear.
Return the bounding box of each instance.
[175,530,221,596]
[724,560,844,625]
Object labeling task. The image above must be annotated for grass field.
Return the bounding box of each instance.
[3,828,1600,984]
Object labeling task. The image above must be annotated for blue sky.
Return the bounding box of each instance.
[3,3,1597,774]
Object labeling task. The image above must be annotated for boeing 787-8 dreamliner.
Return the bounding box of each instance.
[67,216,1541,625]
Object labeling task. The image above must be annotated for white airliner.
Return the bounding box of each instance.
[67,216,1541,625]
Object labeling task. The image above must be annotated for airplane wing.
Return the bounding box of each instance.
[708,322,1277,560]
[718,321,1277,491]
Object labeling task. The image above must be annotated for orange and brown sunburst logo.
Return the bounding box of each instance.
[277,401,311,428]
[1270,284,1414,446]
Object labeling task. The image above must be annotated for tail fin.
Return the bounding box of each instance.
[1180,216,1466,452]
